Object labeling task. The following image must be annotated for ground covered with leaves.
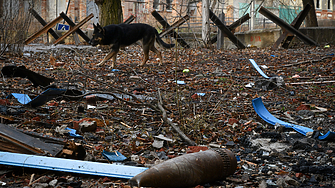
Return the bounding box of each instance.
[0,43,335,188]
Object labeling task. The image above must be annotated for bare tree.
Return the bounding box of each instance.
[94,0,123,26]
[0,0,33,56]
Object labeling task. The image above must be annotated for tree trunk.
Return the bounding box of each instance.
[95,0,122,26]
[202,0,210,46]
[302,0,318,27]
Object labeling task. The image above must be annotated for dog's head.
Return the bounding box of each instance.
[89,23,104,46]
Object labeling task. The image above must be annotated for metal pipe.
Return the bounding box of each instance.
[129,148,237,188]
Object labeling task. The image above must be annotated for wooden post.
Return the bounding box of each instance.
[217,13,225,49]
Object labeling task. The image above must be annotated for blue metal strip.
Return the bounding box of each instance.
[0,152,148,179]
[252,97,335,140]
[249,59,270,79]
[252,97,313,135]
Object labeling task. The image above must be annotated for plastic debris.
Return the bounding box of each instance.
[196,93,205,96]
[182,69,190,73]
[102,150,127,162]
[154,134,174,142]
[152,139,164,148]
[245,82,255,88]
[254,76,285,90]
[176,80,186,85]
[65,128,83,139]
[129,148,237,188]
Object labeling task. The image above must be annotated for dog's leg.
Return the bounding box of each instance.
[150,46,163,66]
[110,55,117,69]
[139,44,150,67]
[97,50,118,67]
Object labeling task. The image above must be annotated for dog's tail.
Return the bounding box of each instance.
[155,30,175,49]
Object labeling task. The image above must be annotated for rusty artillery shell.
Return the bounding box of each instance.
[129,148,237,188]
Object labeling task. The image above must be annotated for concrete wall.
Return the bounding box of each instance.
[298,27,335,45]
[231,29,281,49]
[225,27,335,49]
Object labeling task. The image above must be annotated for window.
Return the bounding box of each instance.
[316,0,320,9]
[153,0,160,10]
[188,1,197,16]
[166,0,172,11]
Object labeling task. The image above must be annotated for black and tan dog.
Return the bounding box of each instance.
[89,23,175,68]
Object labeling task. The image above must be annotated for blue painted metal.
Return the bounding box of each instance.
[248,59,270,79]
[0,151,148,179]
[318,131,335,141]
[7,93,32,104]
[252,97,335,140]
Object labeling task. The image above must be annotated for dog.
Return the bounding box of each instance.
[89,23,175,68]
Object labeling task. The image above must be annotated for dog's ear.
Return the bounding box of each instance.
[96,23,103,33]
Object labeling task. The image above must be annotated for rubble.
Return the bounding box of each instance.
[0,44,334,187]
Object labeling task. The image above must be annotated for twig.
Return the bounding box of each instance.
[157,89,196,146]
[279,56,333,67]
[62,90,160,112]
[287,80,335,85]
[28,173,35,186]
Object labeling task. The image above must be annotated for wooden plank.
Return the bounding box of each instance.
[54,13,93,44]
[24,15,63,45]
[29,8,60,40]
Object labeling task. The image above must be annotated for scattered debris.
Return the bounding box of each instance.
[0,43,334,187]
